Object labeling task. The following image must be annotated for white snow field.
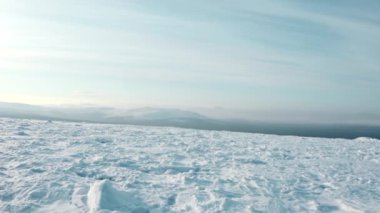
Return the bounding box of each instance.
[0,118,380,212]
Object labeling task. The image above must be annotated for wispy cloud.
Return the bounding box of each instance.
[0,0,379,118]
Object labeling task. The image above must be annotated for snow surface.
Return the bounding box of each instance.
[0,118,380,212]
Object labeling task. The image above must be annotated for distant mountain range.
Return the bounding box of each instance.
[1,101,380,139]
[0,101,214,127]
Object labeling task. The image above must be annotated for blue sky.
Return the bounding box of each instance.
[0,0,379,121]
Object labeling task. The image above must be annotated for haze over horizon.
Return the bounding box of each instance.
[1,0,380,125]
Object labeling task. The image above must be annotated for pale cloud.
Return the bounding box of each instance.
[0,0,379,119]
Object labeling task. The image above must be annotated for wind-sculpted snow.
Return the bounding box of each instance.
[0,118,379,212]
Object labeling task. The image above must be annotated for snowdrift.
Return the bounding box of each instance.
[0,118,379,212]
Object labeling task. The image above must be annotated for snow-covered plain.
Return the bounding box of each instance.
[0,118,379,212]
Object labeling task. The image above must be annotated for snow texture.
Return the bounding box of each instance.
[0,118,379,212]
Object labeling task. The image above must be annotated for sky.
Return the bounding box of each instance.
[0,0,379,122]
